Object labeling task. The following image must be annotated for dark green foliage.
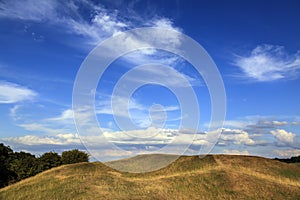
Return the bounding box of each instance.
[61,149,89,164]
[275,155,300,163]
[37,152,61,172]
[0,143,89,189]
[0,144,14,187]
[9,152,39,181]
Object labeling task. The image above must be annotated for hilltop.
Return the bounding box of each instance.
[0,154,299,200]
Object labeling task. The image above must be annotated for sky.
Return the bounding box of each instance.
[0,0,300,161]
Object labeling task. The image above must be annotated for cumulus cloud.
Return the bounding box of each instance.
[1,133,80,146]
[0,81,37,103]
[223,149,249,155]
[0,133,84,155]
[273,149,300,157]
[220,128,255,145]
[103,127,181,145]
[233,44,300,81]
[102,149,134,157]
[270,129,296,145]
[247,120,290,130]
[1,127,201,152]
[272,121,288,126]
[3,125,298,159]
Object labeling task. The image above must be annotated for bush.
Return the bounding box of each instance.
[61,149,89,164]
[38,152,61,172]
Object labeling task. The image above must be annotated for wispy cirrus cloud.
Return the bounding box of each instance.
[0,0,185,71]
[0,0,126,44]
[0,0,181,46]
[17,123,69,135]
[232,44,300,81]
[0,81,37,103]
[0,0,57,21]
[46,109,74,123]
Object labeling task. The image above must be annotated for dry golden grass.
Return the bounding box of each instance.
[0,154,299,200]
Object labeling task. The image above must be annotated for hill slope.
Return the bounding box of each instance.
[0,155,299,200]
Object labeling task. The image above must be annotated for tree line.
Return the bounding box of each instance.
[274,155,300,163]
[0,143,89,188]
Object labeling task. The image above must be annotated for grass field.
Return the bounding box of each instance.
[0,154,299,200]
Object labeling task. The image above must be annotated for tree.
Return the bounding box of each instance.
[37,152,61,172]
[61,149,89,164]
[0,144,90,188]
[290,155,300,163]
[0,143,14,187]
[9,152,39,181]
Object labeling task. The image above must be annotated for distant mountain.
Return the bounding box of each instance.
[1,154,299,199]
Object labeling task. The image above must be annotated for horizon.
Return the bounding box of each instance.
[0,0,300,162]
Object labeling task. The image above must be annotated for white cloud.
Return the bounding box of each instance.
[92,12,128,34]
[103,127,178,145]
[103,149,133,157]
[223,149,249,155]
[0,0,129,45]
[0,81,37,103]
[63,6,129,45]
[273,149,300,157]
[270,129,295,144]
[233,44,300,81]
[272,121,288,126]
[213,117,296,131]
[223,120,249,128]
[0,128,194,153]
[0,0,187,72]
[10,105,21,120]
[0,0,182,47]
[3,125,298,159]
[47,109,74,121]
[18,123,68,134]
[2,133,80,146]
[0,0,57,21]
[150,18,181,32]
[120,64,201,87]
[292,121,300,125]
[2,127,195,147]
[96,94,180,128]
[258,120,289,127]
[220,128,255,145]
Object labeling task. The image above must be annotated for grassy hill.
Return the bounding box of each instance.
[0,154,299,200]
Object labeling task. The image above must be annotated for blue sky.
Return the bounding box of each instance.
[0,0,300,161]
